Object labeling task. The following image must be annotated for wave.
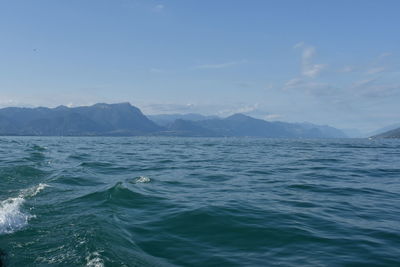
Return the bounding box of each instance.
[21,183,49,198]
[0,183,48,235]
[85,252,104,267]
[76,182,152,205]
[0,197,28,235]
[30,144,46,152]
[131,176,151,183]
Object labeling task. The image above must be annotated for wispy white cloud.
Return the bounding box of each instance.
[337,52,393,75]
[303,64,325,78]
[283,73,400,102]
[350,78,400,98]
[364,52,393,75]
[361,84,400,98]
[264,114,283,120]
[366,67,386,75]
[235,103,260,114]
[350,78,377,89]
[282,78,304,90]
[378,52,392,60]
[284,44,399,101]
[0,98,18,107]
[282,76,337,97]
[294,42,326,78]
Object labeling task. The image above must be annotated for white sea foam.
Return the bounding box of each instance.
[0,183,48,235]
[86,252,104,267]
[21,183,49,198]
[0,197,29,234]
[136,176,151,183]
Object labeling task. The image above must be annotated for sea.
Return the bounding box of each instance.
[0,137,399,266]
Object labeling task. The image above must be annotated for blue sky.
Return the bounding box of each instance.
[0,0,399,132]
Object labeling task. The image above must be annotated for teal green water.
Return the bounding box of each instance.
[1,137,400,266]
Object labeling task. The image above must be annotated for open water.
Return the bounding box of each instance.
[0,137,399,266]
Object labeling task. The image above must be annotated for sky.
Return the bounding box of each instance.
[0,0,399,132]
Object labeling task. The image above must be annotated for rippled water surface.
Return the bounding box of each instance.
[1,137,400,266]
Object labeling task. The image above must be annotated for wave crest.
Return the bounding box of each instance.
[134,176,151,183]
[0,183,48,235]
[86,252,104,267]
[0,197,29,235]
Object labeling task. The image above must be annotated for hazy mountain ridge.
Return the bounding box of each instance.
[368,123,400,137]
[0,103,346,138]
[372,127,400,139]
[161,113,347,138]
[0,103,161,136]
[148,113,219,126]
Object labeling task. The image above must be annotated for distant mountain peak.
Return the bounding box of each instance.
[55,105,69,110]
[226,113,254,120]
[113,102,132,106]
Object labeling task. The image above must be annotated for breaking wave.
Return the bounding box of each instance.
[0,183,48,235]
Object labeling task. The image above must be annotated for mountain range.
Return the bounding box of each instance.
[0,102,347,138]
[371,127,400,139]
[147,113,219,126]
[367,123,400,138]
[0,103,161,136]
[163,113,346,138]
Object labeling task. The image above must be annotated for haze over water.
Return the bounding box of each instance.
[1,137,399,266]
